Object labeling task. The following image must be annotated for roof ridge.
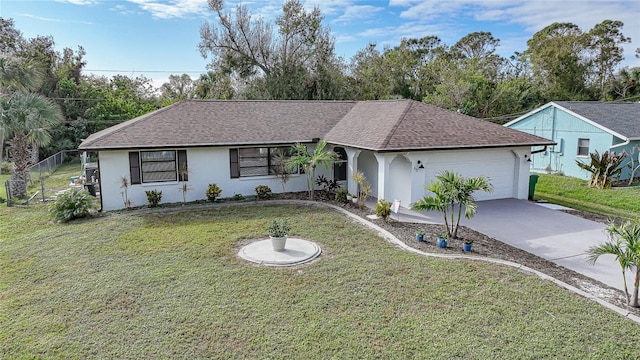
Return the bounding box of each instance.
[380,99,413,149]
[187,99,357,104]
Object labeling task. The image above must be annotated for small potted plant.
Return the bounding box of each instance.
[268,219,290,251]
[436,232,448,248]
[416,229,424,242]
[462,237,473,252]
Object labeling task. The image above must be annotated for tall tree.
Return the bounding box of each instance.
[587,20,631,100]
[160,74,196,103]
[0,56,62,198]
[194,71,234,99]
[608,67,640,100]
[199,0,344,100]
[526,22,590,100]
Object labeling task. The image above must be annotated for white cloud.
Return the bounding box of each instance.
[125,0,208,19]
[21,13,93,25]
[55,0,99,5]
[333,5,384,24]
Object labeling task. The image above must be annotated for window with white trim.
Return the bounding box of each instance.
[129,150,187,184]
[577,138,590,156]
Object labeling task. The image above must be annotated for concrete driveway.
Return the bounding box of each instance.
[401,199,630,293]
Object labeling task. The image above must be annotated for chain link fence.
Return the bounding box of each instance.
[4,150,81,206]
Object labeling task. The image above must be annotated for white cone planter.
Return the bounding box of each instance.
[270,235,287,251]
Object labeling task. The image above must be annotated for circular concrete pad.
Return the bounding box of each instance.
[238,238,321,267]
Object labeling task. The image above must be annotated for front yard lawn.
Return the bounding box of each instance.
[1,203,639,358]
[534,174,640,219]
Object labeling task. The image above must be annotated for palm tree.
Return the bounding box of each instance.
[287,139,338,201]
[1,56,43,182]
[411,170,493,239]
[452,173,493,238]
[0,56,62,198]
[586,220,640,307]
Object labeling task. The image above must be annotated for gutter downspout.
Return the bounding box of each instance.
[611,139,631,150]
[531,146,548,154]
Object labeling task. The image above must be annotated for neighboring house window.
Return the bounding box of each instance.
[128,150,187,184]
[333,147,347,181]
[577,139,590,156]
[229,146,294,178]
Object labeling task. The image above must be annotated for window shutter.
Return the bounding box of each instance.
[129,152,141,184]
[230,148,239,178]
[177,150,188,181]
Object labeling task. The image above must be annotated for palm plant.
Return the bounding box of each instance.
[586,219,640,307]
[0,56,62,198]
[411,170,493,239]
[287,139,338,200]
[575,150,627,189]
[270,147,291,194]
[1,92,62,198]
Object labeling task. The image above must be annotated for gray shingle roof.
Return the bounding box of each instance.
[326,100,553,151]
[80,100,356,150]
[554,101,640,139]
[79,99,553,151]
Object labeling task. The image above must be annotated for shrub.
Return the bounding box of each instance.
[268,219,290,237]
[50,188,96,223]
[233,193,244,201]
[145,189,163,207]
[316,175,340,195]
[375,199,392,222]
[0,196,5,204]
[205,183,222,202]
[335,188,349,203]
[255,185,272,200]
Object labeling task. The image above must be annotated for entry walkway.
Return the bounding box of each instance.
[385,198,630,293]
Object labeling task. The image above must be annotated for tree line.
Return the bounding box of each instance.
[1,0,639,162]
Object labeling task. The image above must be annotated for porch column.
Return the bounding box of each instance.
[345,148,361,196]
[374,153,391,201]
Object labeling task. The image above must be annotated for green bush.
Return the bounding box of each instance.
[375,199,392,222]
[255,185,272,200]
[49,188,97,222]
[233,193,245,201]
[335,189,349,203]
[205,183,222,202]
[145,189,163,207]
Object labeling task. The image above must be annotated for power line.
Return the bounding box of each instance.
[84,69,206,74]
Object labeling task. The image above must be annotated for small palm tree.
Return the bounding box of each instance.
[411,170,493,239]
[1,92,62,198]
[287,139,338,201]
[586,220,640,307]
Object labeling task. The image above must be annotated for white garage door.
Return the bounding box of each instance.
[424,149,516,201]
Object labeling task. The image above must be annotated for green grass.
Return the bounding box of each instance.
[535,174,640,219]
[0,162,81,202]
[1,203,640,358]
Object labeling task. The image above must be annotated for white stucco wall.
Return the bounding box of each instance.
[97,146,325,211]
[349,147,531,208]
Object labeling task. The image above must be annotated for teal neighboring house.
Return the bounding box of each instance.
[505,101,640,180]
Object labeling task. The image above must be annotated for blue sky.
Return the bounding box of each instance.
[1,0,639,88]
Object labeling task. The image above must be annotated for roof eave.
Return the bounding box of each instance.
[325,141,556,153]
[78,139,321,151]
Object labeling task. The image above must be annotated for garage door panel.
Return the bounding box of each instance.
[425,150,515,200]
